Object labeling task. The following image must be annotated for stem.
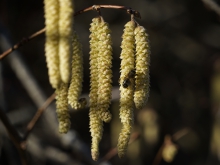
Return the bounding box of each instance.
[0,5,141,59]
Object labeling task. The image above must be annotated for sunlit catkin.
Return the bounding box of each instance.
[89,17,103,161]
[118,20,136,158]
[56,82,71,133]
[44,0,60,89]
[58,0,74,83]
[134,26,150,110]
[96,18,113,123]
[68,30,86,109]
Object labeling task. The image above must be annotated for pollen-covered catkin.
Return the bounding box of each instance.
[44,0,60,89]
[68,30,86,109]
[118,20,136,158]
[56,82,71,133]
[134,26,150,110]
[96,19,113,123]
[58,0,74,83]
[89,17,103,161]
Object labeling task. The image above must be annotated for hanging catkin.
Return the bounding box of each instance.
[118,20,136,158]
[68,30,86,110]
[96,18,113,123]
[56,82,71,133]
[44,0,60,89]
[58,0,74,83]
[89,17,103,161]
[134,26,150,110]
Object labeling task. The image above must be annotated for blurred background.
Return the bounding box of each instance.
[0,0,220,164]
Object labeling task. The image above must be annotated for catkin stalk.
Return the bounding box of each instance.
[97,18,113,123]
[89,17,103,161]
[44,0,60,89]
[118,21,136,158]
[58,0,74,83]
[134,26,150,110]
[68,30,86,109]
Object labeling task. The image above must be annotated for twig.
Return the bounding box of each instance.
[99,132,140,163]
[0,5,141,59]
[0,28,45,60]
[23,93,56,140]
[0,107,28,165]
[152,128,190,165]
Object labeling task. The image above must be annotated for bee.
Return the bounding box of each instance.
[122,69,135,88]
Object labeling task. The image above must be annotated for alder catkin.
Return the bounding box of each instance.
[44,0,60,89]
[68,30,86,109]
[96,19,113,123]
[118,20,136,158]
[56,82,71,133]
[89,17,103,161]
[134,26,150,110]
[58,0,74,83]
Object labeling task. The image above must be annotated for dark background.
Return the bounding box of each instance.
[0,0,220,165]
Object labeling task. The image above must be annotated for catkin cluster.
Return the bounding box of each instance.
[44,1,150,160]
[89,17,113,161]
[117,21,150,157]
[44,0,86,133]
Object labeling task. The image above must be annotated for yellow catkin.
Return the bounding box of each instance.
[44,0,60,89]
[134,26,150,110]
[58,0,74,83]
[56,82,71,133]
[68,30,86,109]
[89,17,103,161]
[96,18,113,123]
[118,21,136,158]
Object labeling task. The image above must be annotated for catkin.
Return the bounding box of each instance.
[56,82,71,133]
[89,17,103,161]
[134,26,150,110]
[118,21,136,158]
[44,0,60,89]
[58,0,74,83]
[96,18,113,123]
[68,30,86,109]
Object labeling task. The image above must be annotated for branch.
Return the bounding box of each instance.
[23,93,56,140]
[99,132,140,163]
[0,5,140,59]
[0,107,28,165]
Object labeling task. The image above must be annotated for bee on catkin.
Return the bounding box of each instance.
[56,82,71,134]
[89,17,103,161]
[118,20,136,158]
[58,0,74,83]
[44,0,60,89]
[96,18,113,123]
[134,26,150,110]
[68,30,86,110]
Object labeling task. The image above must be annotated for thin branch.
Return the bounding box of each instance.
[0,107,28,165]
[23,93,56,140]
[99,132,140,163]
[0,28,45,60]
[0,5,141,59]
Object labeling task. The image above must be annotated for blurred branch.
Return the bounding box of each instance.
[23,93,56,140]
[0,107,28,165]
[202,0,220,17]
[152,128,189,165]
[99,132,140,163]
